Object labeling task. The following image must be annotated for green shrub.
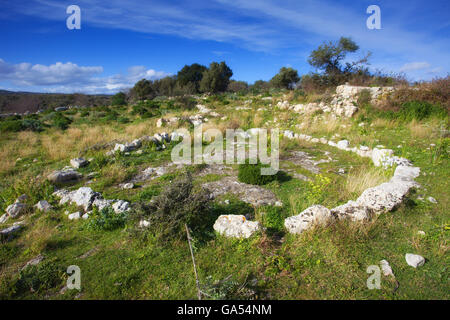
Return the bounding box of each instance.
[86,206,128,231]
[112,92,127,106]
[397,101,447,121]
[22,119,44,132]
[15,259,65,294]
[80,110,90,117]
[200,275,257,300]
[0,120,23,132]
[117,116,130,124]
[262,206,285,233]
[238,161,278,185]
[52,113,72,130]
[105,110,119,121]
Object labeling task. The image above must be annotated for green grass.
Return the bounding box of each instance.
[0,91,448,300]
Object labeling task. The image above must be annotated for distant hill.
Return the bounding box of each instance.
[0,90,112,114]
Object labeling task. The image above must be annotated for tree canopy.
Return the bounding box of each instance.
[270,67,300,89]
[200,61,233,93]
[308,37,362,75]
[176,63,207,93]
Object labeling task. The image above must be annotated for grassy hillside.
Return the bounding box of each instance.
[0,86,448,300]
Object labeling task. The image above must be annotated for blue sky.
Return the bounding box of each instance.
[0,0,448,94]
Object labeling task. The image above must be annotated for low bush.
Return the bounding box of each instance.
[15,259,65,295]
[86,206,128,231]
[52,113,72,130]
[0,120,23,132]
[397,101,447,121]
[132,173,212,241]
[238,161,278,185]
[261,206,285,233]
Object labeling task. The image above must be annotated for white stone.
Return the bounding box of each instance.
[6,202,27,218]
[427,197,437,204]
[283,130,295,139]
[34,200,52,212]
[331,200,372,221]
[284,205,333,234]
[0,224,22,238]
[139,220,150,228]
[371,148,394,167]
[0,214,9,224]
[70,187,99,211]
[213,215,260,239]
[112,200,130,213]
[156,118,166,128]
[70,157,89,169]
[380,259,394,277]
[337,140,350,150]
[68,212,81,220]
[47,169,82,184]
[196,104,211,114]
[92,198,114,211]
[122,183,134,190]
[405,253,425,268]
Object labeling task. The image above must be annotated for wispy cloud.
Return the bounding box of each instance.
[400,62,431,72]
[2,0,449,84]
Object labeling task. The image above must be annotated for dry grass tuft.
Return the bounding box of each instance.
[344,166,389,197]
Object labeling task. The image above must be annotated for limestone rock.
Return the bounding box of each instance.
[68,212,81,220]
[0,214,9,224]
[372,148,394,167]
[380,259,394,277]
[92,198,114,211]
[34,200,52,212]
[337,140,350,150]
[70,157,89,169]
[0,223,23,240]
[331,200,372,221]
[284,205,333,234]
[213,215,260,238]
[112,200,130,213]
[405,253,425,268]
[48,169,82,184]
[70,187,99,211]
[6,202,27,218]
[21,255,45,271]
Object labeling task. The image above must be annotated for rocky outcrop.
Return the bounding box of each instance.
[284,132,421,234]
[331,200,372,221]
[213,215,260,238]
[203,176,279,207]
[48,168,82,184]
[279,85,395,118]
[6,202,27,218]
[284,205,333,234]
[34,200,52,212]
[53,187,130,216]
[70,157,89,169]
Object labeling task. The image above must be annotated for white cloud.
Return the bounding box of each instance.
[0,59,103,86]
[0,59,169,94]
[399,62,431,72]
